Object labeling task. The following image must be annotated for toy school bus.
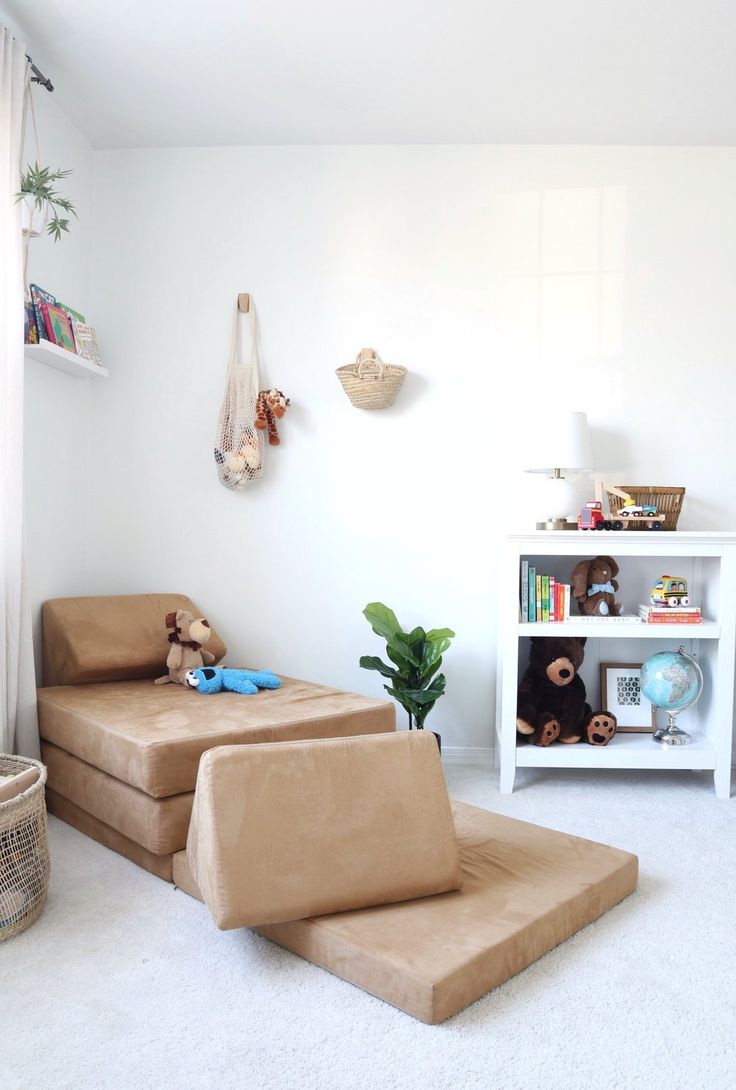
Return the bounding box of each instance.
[651,576,689,607]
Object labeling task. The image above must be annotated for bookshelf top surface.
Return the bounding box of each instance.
[508,530,736,553]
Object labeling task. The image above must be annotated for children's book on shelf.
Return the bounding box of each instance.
[40,303,77,353]
[57,301,85,325]
[638,603,702,623]
[520,561,529,620]
[30,283,55,342]
[520,564,571,622]
[25,287,103,366]
[24,300,39,343]
[73,322,102,366]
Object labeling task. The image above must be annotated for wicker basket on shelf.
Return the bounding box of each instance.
[605,485,685,530]
[0,754,50,942]
[336,348,407,410]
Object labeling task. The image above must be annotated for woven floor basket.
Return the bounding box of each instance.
[605,485,685,530]
[336,348,407,410]
[0,754,50,941]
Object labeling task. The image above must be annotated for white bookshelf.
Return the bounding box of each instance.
[24,339,109,379]
[496,531,736,798]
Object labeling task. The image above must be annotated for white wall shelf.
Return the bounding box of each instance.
[24,339,109,379]
[496,531,736,798]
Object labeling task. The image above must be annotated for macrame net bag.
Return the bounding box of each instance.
[214,301,264,490]
[0,755,50,942]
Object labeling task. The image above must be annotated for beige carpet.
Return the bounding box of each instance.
[4,764,735,1090]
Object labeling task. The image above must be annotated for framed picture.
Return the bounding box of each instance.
[599,662,655,733]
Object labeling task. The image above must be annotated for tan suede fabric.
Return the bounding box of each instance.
[37,677,395,798]
[42,594,227,686]
[174,801,638,1023]
[187,732,462,929]
[46,789,174,881]
[42,743,193,855]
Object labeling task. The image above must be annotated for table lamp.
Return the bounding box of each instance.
[523,410,593,530]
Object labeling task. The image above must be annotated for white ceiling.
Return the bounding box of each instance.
[3,0,736,148]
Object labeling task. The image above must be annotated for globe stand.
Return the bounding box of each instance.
[653,712,692,746]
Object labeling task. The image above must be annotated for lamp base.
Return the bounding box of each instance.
[536,519,578,531]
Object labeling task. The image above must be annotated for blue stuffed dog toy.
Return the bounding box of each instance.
[185,666,282,695]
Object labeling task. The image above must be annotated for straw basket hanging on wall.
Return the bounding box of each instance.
[336,348,407,410]
[0,754,50,942]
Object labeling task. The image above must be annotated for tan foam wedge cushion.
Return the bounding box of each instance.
[42,594,227,686]
[187,731,462,929]
[174,800,639,1024]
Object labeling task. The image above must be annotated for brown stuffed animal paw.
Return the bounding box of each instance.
[584,711,617,746]
[535,716,560,747]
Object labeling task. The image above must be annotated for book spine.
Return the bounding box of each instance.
[536,575,542,622]
[541,576,549,623]
[644,615,702,623]
[39,303,55,342]
[521,561,529,621]
[564,584,570,620]
[549,577,556,622]
[528,567,536,622]
[24,301,39,344]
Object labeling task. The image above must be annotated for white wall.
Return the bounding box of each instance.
[84,146,736,752]
[23,89,96,674]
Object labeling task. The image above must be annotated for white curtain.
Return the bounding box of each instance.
[0,28,39,757]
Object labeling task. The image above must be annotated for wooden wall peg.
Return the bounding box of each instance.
[238,293,250,313]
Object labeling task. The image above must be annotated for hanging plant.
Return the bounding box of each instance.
[15,161,77,241]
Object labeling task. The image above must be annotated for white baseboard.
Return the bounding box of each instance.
[441,746,494,766]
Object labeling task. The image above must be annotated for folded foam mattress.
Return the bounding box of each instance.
[38,676,395,798]
[173,801,638,1023]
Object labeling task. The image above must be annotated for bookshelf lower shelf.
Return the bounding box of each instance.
[516,731,716,771]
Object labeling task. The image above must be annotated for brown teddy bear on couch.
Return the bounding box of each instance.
[154,609,216,686]
[516,636,617,746]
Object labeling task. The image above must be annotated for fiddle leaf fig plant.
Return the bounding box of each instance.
[16,161,77,242]
[359,602,455,730]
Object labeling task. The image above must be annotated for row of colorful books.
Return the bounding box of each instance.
[24,283,102,367]
[638,603,702,624]
[520,561,572,622]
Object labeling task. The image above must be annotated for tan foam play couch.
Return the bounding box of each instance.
[38,594,395,880]
[174,731,639,1023]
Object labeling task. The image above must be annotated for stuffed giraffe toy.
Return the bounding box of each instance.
[255,388,290,446]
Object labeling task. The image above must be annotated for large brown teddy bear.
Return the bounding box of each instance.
[516,636,617,746]
[571,555,622,616]
[154,609,216,686]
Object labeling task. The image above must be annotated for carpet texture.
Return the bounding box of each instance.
[3,764,735,1090]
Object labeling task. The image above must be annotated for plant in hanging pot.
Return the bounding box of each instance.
[15,161,77,240]
[359,602,455,750]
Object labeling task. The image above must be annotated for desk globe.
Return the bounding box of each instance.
[640,646,703,746]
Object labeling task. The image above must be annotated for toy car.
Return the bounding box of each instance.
[618,503,658,519]
[650,576,689,607]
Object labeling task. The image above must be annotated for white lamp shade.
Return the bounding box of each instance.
[523,410,593,474]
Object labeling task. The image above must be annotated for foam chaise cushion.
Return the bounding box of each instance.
[42,594,227,685]
[187,731,462,929]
